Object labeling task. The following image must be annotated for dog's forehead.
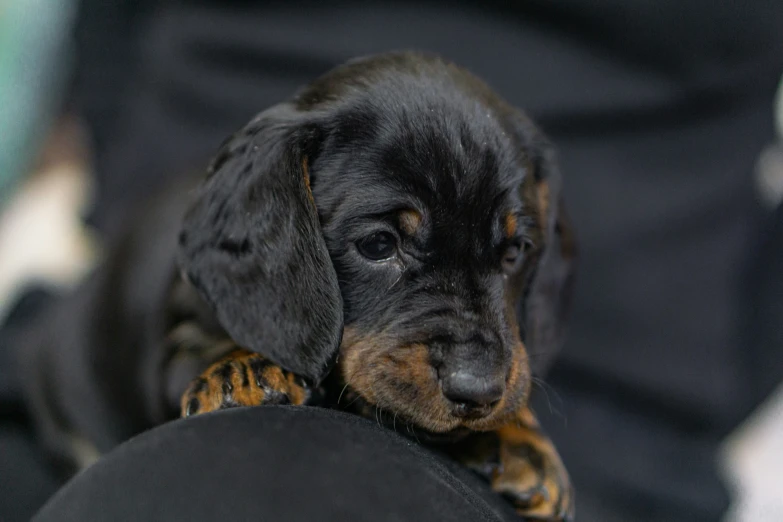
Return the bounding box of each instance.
[311,56,536,247]
[324,112,527,258]
[347,94,524,221]
[305,53,523,175]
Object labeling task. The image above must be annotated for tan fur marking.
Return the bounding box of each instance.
[302,157,314,204]
[398,209,423,236]
[259,365,292,396]
[229,361,265,406]
[492,406,573,519]
[339,327,453,431]
[286,372,308,405]
[339,325,531,433]
[180,348,308,417]
[504,212,518,238]
[536,181,550,228]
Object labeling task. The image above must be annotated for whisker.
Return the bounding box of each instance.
[525,349,555,360]
[389,272,403,290]
[343,381,375,408]
[345,393,365,408]
[340,366,376,409]
[531,376,566,425]
[337,383,350,405]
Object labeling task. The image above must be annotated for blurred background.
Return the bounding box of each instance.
[0,1,782,521]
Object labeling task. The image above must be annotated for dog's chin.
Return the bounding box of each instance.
[344,393,468,442]
[384,417,472,445]
[342,387,519,440]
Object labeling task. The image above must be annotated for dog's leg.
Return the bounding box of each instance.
[180,348,312,417]
[491,407,574,521]
[447,406,573,521]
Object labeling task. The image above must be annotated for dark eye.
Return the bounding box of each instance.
[356,232,397,261]
[502,245,521,273]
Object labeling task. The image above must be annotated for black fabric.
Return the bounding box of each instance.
[741,201,783,411]
[33,406,519,522]
[77,1,783,237]
[0,287,62,522]
[69,0,156,166]
[0,287,57,402]
[535,99,778,522]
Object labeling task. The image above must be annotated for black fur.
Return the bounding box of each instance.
[180,52,573,387]
[178,104,343,382]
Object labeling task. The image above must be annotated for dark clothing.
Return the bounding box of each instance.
[33,406,521,522]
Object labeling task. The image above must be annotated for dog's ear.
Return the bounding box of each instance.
[510,114,577,377]
[177,104,342,383]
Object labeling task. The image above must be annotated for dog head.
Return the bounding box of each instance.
[178,52,575,434]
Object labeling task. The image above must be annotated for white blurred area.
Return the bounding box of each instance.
[0,100,782,520]
[722,79,783,522]
[0,117,98,319]
[722,385,783,522]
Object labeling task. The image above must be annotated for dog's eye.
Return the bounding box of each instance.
[357,232,397,261]
[502,245,521,273]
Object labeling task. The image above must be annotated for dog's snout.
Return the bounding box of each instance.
[441,370,504,419]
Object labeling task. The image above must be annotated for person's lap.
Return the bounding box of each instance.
[32,406,519,522]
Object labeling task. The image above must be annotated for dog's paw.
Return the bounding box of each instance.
[492,411,574,521]
[180,349,310,417]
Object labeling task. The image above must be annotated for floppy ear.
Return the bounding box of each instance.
[177,104,343,383]
[511,115,578,377]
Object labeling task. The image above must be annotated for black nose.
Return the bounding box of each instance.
[441,370,504,419]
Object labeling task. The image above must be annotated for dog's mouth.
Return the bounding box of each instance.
[331,389,473,443]
[325,378,519,438]
[335,329,530,435]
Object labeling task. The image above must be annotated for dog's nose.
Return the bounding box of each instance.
[441,370,504,419]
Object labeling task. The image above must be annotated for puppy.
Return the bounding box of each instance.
[19,52,576,520]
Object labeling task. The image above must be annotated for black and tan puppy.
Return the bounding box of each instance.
[20,52,575,520]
